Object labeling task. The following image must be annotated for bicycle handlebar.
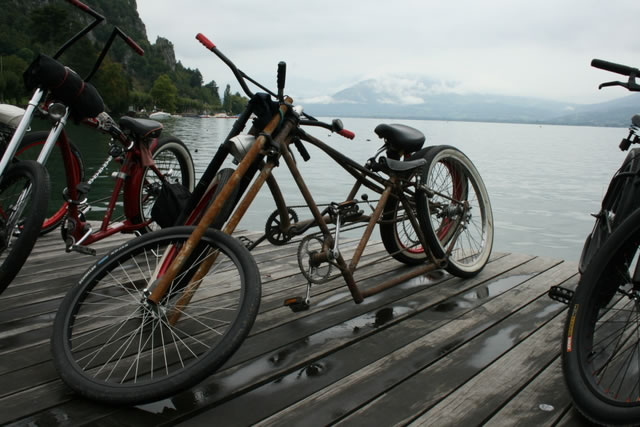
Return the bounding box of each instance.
[65,0,104,20]
[196,33,215,50]
[592,59,639,77]
[196,32,356,139]
[196,33,256,98]
[338,129,356,140]
[592,59,640,92]
[115,27,144,56]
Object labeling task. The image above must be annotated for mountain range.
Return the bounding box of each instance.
[301,77,640,127]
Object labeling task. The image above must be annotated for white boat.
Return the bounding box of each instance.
[149,111,171,120]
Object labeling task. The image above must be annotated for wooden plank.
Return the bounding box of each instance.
[2,253,532,425]
[0,221,591,427]
[97,255,556,426]
[483,357,572,426]
[250,261,576,427]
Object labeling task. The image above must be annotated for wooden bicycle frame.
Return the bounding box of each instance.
[149,98,444,308]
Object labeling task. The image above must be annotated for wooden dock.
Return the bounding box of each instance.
[0,230,593,426]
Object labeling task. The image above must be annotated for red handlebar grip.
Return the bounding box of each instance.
[338,129,355,140]
[126,36,145,56]
[66,0,90,12]
[196,33,216,50]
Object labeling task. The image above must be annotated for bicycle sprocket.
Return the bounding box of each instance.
[265,207,298,246]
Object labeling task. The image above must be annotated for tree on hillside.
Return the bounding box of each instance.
[230,91,248,115]
[222,84,232,113]
[151,74,177,112]
[204,80,221,108]
[94,58,129,113]
[0,55,28,103]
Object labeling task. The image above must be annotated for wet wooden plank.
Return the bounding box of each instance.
[0,230,594,427]
[245,259,576,427]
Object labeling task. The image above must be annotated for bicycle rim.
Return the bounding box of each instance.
[420,146,493,277]
[137,138,194,232]
[574,244,640,408]
[0,161,49,290]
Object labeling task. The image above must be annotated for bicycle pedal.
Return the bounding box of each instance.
[238,235,254,250]
[284,296,310,312]
[548,285,574,305]
[68,244,96,256]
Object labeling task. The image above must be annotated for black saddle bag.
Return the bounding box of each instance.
[23,54,104,120]
[151,181,192,228]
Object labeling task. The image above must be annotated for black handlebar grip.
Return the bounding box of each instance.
[294,139,311,161]
[277,61,286,93]
[592,59,638,77]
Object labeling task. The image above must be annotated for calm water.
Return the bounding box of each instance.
[62,116,628,262]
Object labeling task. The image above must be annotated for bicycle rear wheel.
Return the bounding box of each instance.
[0,160,49,292]
[15,131,84,235]
[134,135,195,232]
[563,207,640,425]
[417,145,493,278]
[51,226,261,404]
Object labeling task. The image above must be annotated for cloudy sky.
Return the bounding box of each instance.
[136,0,640,105]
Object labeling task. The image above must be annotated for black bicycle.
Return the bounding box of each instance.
[550,59,640,425]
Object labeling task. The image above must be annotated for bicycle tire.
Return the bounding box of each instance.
[133,135,195,232]
[417,145,493,278]
[15,131,84,235]
[0,160,50,292]
[380,147,433,265]
[578,148,640,274]
[562,207,640,425]
[51,226,261,404]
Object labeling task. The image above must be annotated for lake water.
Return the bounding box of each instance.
[64,116,630,262]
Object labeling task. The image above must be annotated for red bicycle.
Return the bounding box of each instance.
[15,115,195,255]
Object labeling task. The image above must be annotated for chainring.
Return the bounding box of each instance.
[297,234,334,284]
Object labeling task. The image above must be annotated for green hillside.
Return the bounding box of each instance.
[0,0,247,115]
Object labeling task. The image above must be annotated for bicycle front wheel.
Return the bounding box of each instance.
[51,226,261,404]
[417,145,493,277]
[16,131,84,235]
[563,207,640,425]
[0,160,49,291]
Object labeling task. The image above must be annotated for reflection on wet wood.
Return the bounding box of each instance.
[0,231,591,426]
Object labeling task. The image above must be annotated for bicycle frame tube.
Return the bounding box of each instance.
[147,100,290,305]
[299,130,388,195]
[65,143,154,247]
[36,109,71,165]
[0,89,45,177]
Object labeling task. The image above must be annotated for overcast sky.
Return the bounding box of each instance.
[136,0,640,105]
